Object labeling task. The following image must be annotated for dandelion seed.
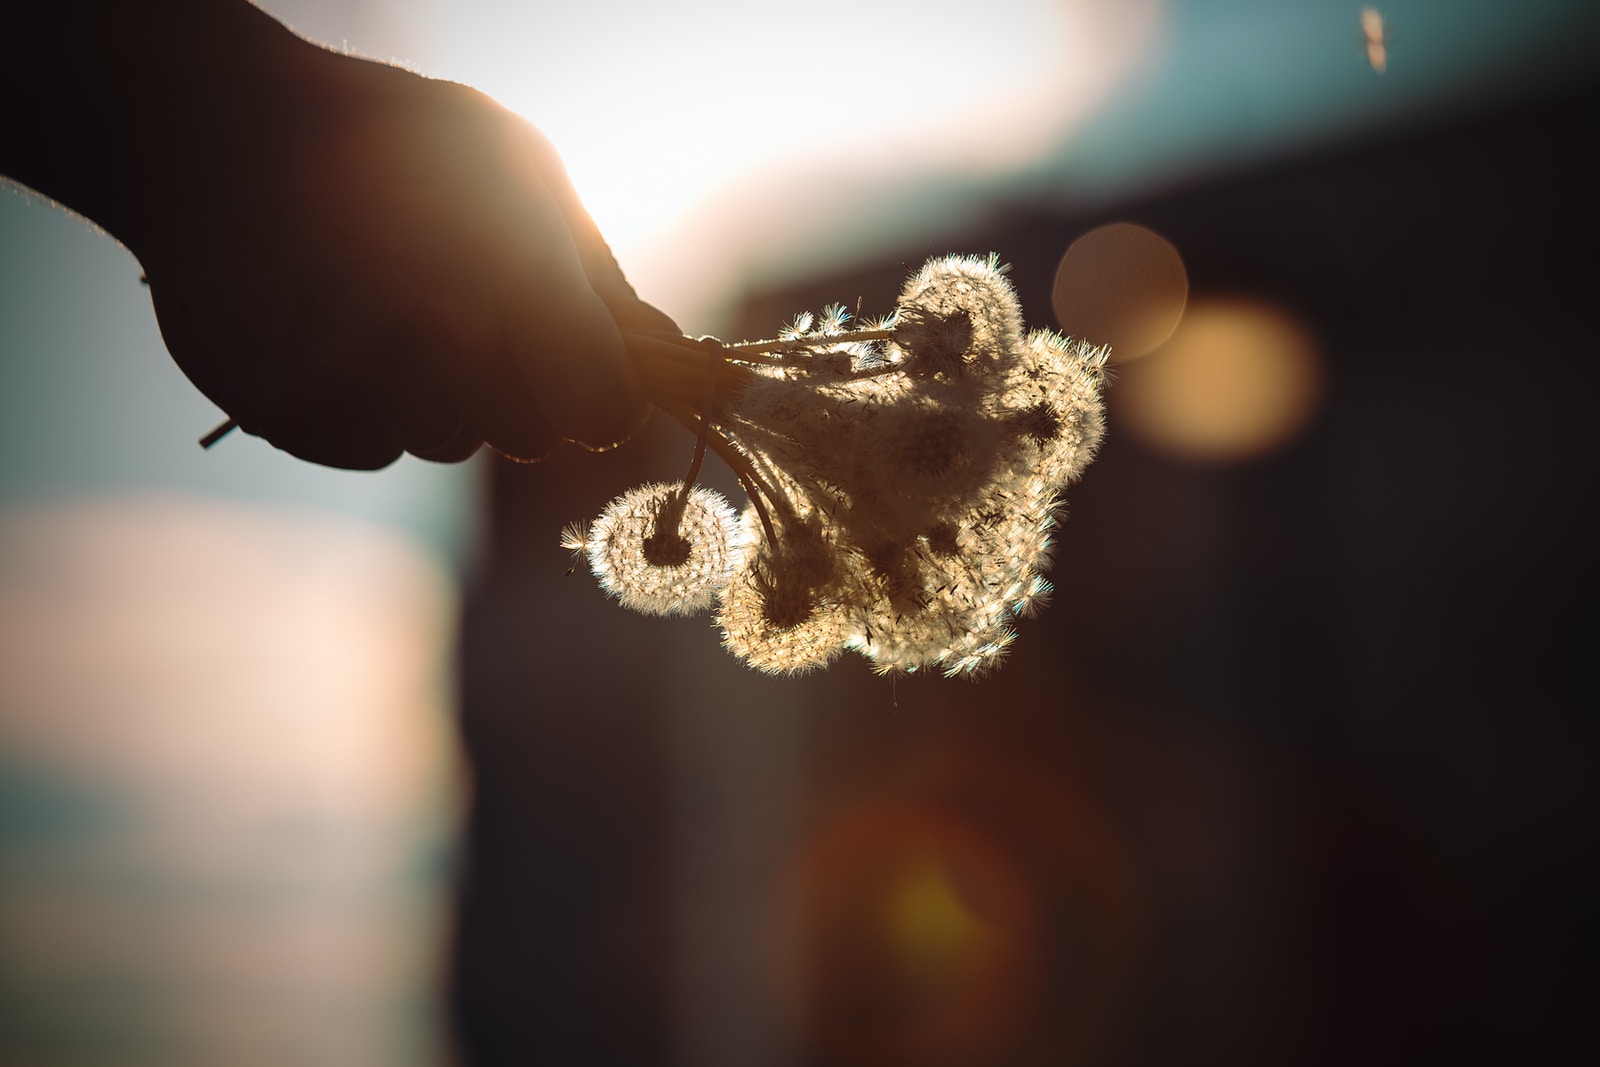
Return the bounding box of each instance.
[940,626,1017,678]
[779,311,815,342]
[1012,575,1054,618]
[559,520,589,554]
[560,519,590,576]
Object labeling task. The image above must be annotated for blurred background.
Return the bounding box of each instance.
[2,1,1596,1064]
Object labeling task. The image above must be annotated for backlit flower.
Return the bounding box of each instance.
[563,254,1109,676]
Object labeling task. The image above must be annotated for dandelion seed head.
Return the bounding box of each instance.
[728,379,863,496]
[719,575,849,674]
[836,535,1026,675]
[716,510,851,674]
[997,330,1109,486]
[896,253,1025,379]
[831,395,1006,546]
[586,483,744,616]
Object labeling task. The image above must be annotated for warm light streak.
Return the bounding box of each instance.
[765,805,1037,1064]
[1363,7,1388,74]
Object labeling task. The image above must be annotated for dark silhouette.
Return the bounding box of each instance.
[1,0,675,469]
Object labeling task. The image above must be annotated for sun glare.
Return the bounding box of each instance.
[423,0,1160,321]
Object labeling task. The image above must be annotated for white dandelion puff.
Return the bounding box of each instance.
[585,483,744,616]
[893,252,1025,381]
[716,508,851,674]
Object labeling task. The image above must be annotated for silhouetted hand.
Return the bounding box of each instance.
[2,2,676,469]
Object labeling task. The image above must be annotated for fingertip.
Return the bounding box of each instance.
[407,427,483,464]
[280,432,405,471]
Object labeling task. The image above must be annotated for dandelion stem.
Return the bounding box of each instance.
[736,471,779,547]
[679,342,720,491]
[622,332,753,411]
[656,398,781,547]
[724,328,897,355]
[629,329,792,367]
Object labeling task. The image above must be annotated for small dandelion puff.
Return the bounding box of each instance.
[896,253,1025,377]
[779,311,815,342]
[818,302,851,334]
[585,483,743,616]
[717,563,849,674]
[716,512,850,674]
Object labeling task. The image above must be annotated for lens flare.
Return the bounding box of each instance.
[765,805,1038,1066]
[1113,298,1322,462]
[1052,222,1189,363]
[764,745,1144,1065]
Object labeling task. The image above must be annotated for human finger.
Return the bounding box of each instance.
[354,339,484,463]
[241,400,405,470]
[501,265,647,452]
[411,289,565,462]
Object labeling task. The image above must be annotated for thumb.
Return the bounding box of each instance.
[513,118,680,336]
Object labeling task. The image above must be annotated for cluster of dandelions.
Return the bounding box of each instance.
[563,253,1109,677]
